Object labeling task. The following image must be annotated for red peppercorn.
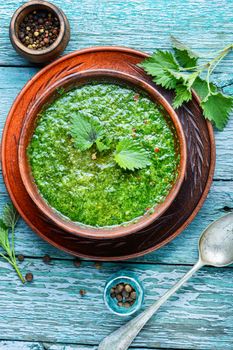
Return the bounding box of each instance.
[154,147,160,153]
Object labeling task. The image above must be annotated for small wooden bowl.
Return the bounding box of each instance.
[9,0,70,64]
[18,69,187,240]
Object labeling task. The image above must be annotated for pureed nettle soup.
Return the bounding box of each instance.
[28,83,180,228]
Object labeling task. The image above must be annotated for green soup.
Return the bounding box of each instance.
[28,83,179,227]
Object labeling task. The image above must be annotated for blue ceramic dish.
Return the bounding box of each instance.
[104,271,144,316]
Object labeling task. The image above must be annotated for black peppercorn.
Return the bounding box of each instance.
[109,282,137,308]
[73,258,81,268]
[42,254,51,264]
[18,9,60,51]
[18,254,24,262]
[25,272,33,282]
[79,289,86,297]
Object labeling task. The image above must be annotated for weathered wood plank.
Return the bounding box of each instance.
[0,0,233,67]
[0,340,160,350]
[0,259,232,349]
[0,341,44,350]
[0,67,233,180]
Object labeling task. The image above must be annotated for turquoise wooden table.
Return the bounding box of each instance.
[0,1,233,349]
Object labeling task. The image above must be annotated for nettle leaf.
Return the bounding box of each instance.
[71,114,103,151]
[171,35,199,68]
[192,77,217,100]
[96,137,112,152]
[2,203,19,228]
[173,84,192,109]
[169,70,199,90]
[201,92,233,130]
[114,139,151,171]
[139,50,179,89]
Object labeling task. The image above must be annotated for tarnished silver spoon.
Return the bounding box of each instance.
[99,212,233,350]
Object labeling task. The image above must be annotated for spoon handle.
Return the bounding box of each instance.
[98,259,203,350]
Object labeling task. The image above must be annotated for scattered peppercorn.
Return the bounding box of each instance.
[18,254,24,262]
[18,10,60,51]
[154,147,160,153]
[133,94,140,101]
[73,258,81,268]
[110,282,137,308]
[94,262,102,270]
[42,254,51,264]
[25,272,33,282]
[79,289,86,296]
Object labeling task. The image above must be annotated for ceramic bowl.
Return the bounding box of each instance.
[18,69,187,239]
[104,271,144,316]
[9,0,70,64]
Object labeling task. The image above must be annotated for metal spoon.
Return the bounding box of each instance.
[98,212,233,350]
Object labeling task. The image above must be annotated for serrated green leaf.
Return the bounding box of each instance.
[171,35,199,68]
[201,92,233,130]
[173,84,192,109]
[169,70,199,90]
[139,50,179,89]
[2,203,19,228]
[114,139,151,171]
[71,114,103,151]
[192,77,217,100]
[96,139,111,152]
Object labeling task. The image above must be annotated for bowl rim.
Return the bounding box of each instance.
[9,0,66,56]
[18,68,187,239]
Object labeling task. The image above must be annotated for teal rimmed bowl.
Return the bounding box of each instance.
[104,271,144,317]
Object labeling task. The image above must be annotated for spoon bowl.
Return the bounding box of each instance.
[199,212,233,267]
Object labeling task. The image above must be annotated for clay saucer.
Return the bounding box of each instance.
[1,47,215,260]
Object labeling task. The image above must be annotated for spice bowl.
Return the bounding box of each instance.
[104,271,144,316]
[9,0,70,64]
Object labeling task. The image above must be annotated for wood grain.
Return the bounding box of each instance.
[0,341,155,350]
[0,259,232,349]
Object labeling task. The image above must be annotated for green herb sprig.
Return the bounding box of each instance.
[71,114,150,171]
[0,203,25,283]
[139,37,233,130]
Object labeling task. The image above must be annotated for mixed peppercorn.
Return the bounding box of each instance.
[18,10,60,50]
[110,282,137,308]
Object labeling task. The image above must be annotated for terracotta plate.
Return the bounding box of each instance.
[1,47,215,260]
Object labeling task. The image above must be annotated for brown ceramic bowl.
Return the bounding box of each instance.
[9,0,70,64]
[18,69,187,239]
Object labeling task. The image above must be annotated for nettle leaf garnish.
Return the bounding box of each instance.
[71,115,151,171]
[96,138,112,152]
[114,139,151,171]
[71,114,103,151]
[140,37,233,130]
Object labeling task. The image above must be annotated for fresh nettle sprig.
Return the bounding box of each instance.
[139,36,233,130]
[71,115,150,170]
[0,203,25,283]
